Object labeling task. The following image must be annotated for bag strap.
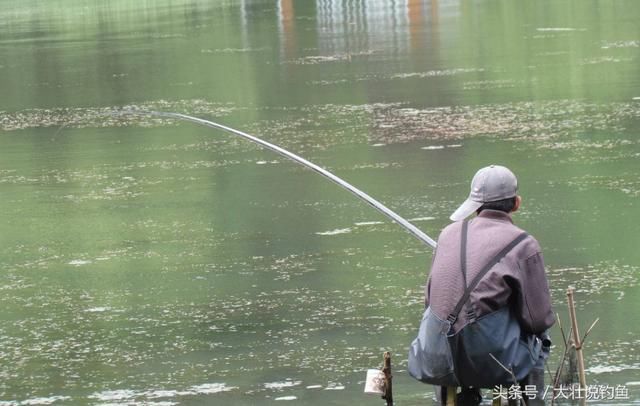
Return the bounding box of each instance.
[446,228,529,324]
[459,219,469,288]
[458,219,475,322]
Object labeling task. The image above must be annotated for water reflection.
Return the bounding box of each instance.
[278,0,296,60]
[315,0,407,52]
[408,0,426,54]
[271,0,450,58]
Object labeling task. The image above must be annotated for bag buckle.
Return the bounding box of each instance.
[466,308,477,323]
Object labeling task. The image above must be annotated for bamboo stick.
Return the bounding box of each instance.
[566,287,587,393]
[446,386,456,406]
[381,352,393,406]
[492,387,503,406]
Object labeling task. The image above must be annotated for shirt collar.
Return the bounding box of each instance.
[477,209,514,224]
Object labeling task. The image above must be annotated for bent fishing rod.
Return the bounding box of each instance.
[123,110,437,249]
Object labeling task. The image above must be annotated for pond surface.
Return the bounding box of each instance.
[1,0,639,404]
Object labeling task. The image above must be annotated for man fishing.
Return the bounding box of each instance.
[137,113,552,403]
[408,165,554,405]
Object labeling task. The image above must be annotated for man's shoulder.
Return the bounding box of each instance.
[438,220,464,241]
[520,232,542,256]
[438,216,542,254]
[471,214,543,255]
[497,222,543,258]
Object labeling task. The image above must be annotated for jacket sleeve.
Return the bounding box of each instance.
[424,244,439,308]
[513,250,555,334]
[424,276,432,308]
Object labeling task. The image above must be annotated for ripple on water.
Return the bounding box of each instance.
[580,56,633,65]
[324,383,345,390]
[601,40,640,49]
[315,228,352,236]
[536,27,584,32]
[548,261,639,301]
[5,99,638,157]
[66,259,90,267]
[264,380,302,390]
[390,67,484,79]
[85,307,111,313]
[285,50,376,65]
[200,47,269,54]
[587,338,640,378]
[564,173,640,197]
[354,221,384,226]
[0,99,237,132]
[407,216,436,222]
[462,78,520,90]
[90,383,237,403]
[370,100,640,144]
[11,396,71,405]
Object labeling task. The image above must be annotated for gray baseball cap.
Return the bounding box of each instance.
[450,165,518,221]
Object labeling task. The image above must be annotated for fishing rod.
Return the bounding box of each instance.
[124,110,437,249]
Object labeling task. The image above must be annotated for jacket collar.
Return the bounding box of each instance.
[476,209,514,224]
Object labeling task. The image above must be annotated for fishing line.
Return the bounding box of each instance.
[121,110,437,249]
[52,122,68,139]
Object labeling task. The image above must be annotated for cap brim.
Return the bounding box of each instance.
[450,198,483,222]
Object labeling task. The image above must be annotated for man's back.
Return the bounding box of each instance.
[426,209,554,335]
[408,165,554,398]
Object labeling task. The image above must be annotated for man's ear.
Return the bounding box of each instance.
[512,196,522,213]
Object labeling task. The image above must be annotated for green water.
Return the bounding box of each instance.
[1,0,639,404]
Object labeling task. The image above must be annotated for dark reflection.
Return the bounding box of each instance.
[316,0,371,52]
[408,0,425,53]
[278,0,297,60]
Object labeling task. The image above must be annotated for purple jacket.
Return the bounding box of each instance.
[425,210,555,334]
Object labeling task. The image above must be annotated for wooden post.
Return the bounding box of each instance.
[446,386,457,406]
[566,287,587,396]
[381,352,393,406]
[492,387,502,406]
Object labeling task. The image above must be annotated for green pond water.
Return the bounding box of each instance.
[1,0,639,404]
